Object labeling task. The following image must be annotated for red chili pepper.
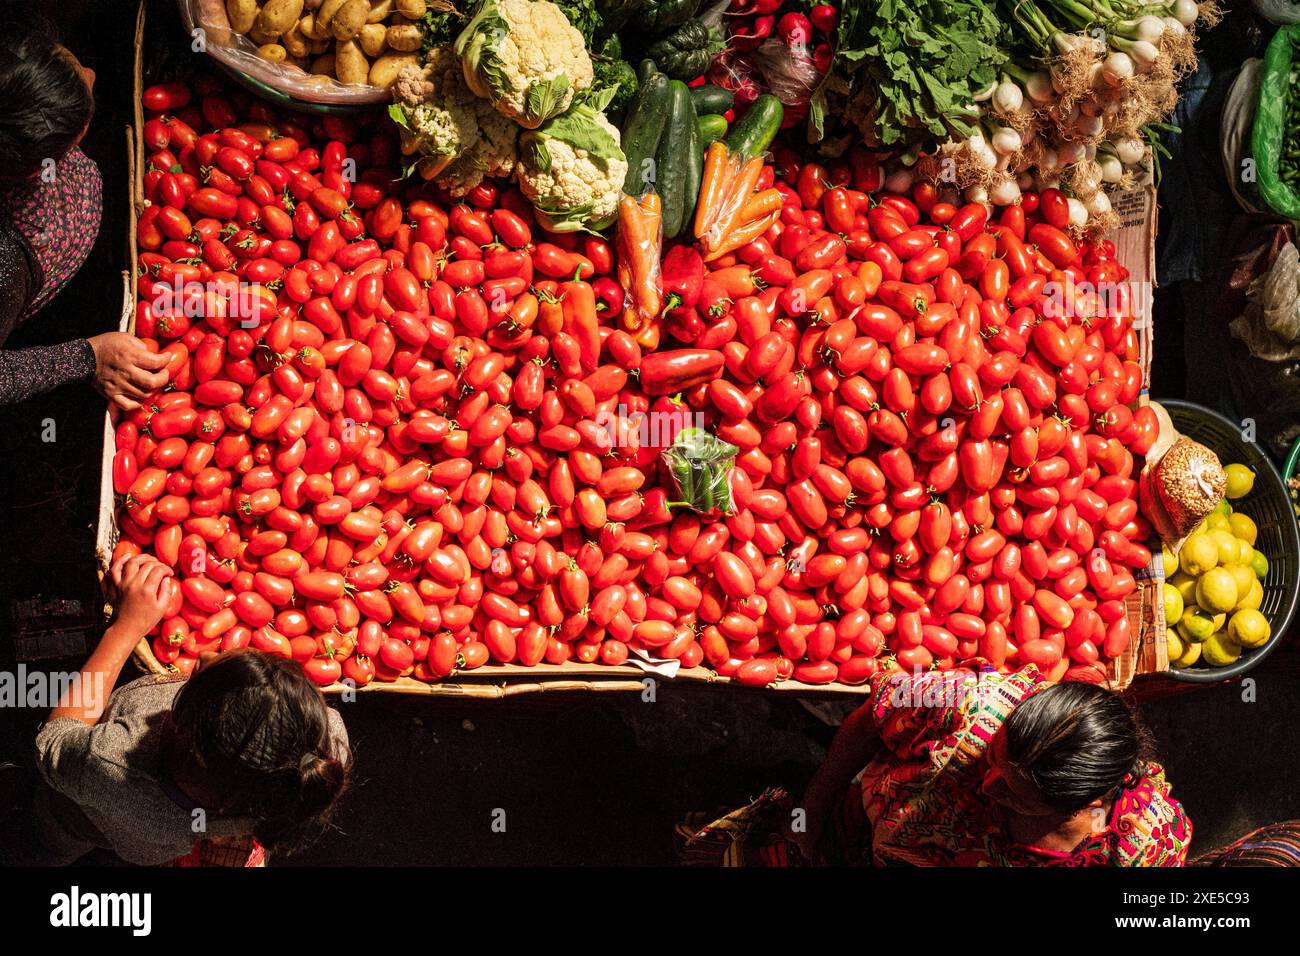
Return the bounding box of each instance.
[561,278,601,372]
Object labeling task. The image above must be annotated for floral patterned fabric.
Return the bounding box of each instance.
[860,665,1192,867]
[3,145,103,317]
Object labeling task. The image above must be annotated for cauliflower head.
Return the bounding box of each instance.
[517,98,626,232]
[439,100,520,197]
[455,0,594,130]
[391,52,518,192]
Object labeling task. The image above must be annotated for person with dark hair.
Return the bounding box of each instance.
[0,554,350,865]
[792,667,1190,866]
[682,665,1190,867]
[0,17,172,407]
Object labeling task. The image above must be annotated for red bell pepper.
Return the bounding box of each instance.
[638,349,725,395]
[660,245,705,317]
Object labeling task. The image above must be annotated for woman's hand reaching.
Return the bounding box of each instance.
[110,553,175,638]
[89,332,170,410]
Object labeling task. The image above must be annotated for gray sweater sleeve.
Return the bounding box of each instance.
[0,228,97,405]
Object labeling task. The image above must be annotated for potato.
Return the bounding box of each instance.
[305,0,323,8]
[257,0,305,38]
[368,51,418,88]
[358,23,389,57]
[385,24,421,52]
[309,36,332,54]
[316,0,348,30]
[287,54,311,70]
[366,0,394,21]
[283,22,310,57]
[334,39,370,84]
[257,43,289,63]
[310,52,337,76]
[299,12,324,39]
[396,0,426,19]
[331,0,370,40]
[248,24,277,45]
[226,0,259,33]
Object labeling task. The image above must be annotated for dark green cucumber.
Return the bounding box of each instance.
[682,102,703,238]
[724,94,784,161]
[620,72,671,196]
[697,113,728,145]
[637,58,658,85]
[690,84,733,116]
[655,80,697,240]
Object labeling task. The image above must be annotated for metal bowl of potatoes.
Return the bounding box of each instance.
[181,0,431,113]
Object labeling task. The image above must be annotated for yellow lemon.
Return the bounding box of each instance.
[1227,564,1256,600]
[1213,498,1234,516]
[1237,578,1264,611]
[1171,572,1200,607]
[1228,513,1257,546]
[1228,608,1271,649]
[1250,549,1270,580]
[1206,513,1231,532]
[1167,630,1184,660]
[1161,543,1177,576]
[1173,639,1202,668]
[1210,529,1241,566]
[1224,463,1256,499]
[1162,582,1184,624]
[1197,568,1239,614]
[1234,538,1256,566]
[1201,633,1242,667]
[1178,607,1223,643]
[1180,534,1219,576]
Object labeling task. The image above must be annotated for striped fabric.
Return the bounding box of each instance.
[1193,823,1300,867]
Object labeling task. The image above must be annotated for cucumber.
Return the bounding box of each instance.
[724,94,784,161]
[697,113,728,145]
[682,102,704,239]
[620,72,671,196]
[637,58,658,85]
[655,80,698,240]
[690,84,733,116]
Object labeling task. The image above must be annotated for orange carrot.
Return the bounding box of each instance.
[617,192,663,330]
[694,141,732,240]
[737,187,783,225]
[704,157,765,253]
[704,210,779,263]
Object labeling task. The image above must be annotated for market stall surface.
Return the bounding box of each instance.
[2,0,1298,868]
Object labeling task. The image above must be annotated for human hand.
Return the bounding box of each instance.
[89,332,171,410]
[785,816,826,865]
[110,554,175,637]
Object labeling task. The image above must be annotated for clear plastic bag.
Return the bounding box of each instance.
[750,37,824,121]
[616,191,664,337]
[181,0,392,107]
[662,427,738,515]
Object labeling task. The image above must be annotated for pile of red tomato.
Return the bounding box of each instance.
[112,75,1158,688]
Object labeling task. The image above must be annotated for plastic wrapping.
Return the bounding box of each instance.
[616,191,663,341]
[750,37,823,127]
[662,427,737,515]
[1229,241,1300,360]
[1253,0,1300,24]
[1221,59,1263,215]
[1142,436,1227,545]
[181,0,399,107]
[1251,24,1300,220]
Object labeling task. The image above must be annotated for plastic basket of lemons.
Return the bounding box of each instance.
[1162,400,1300,682]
